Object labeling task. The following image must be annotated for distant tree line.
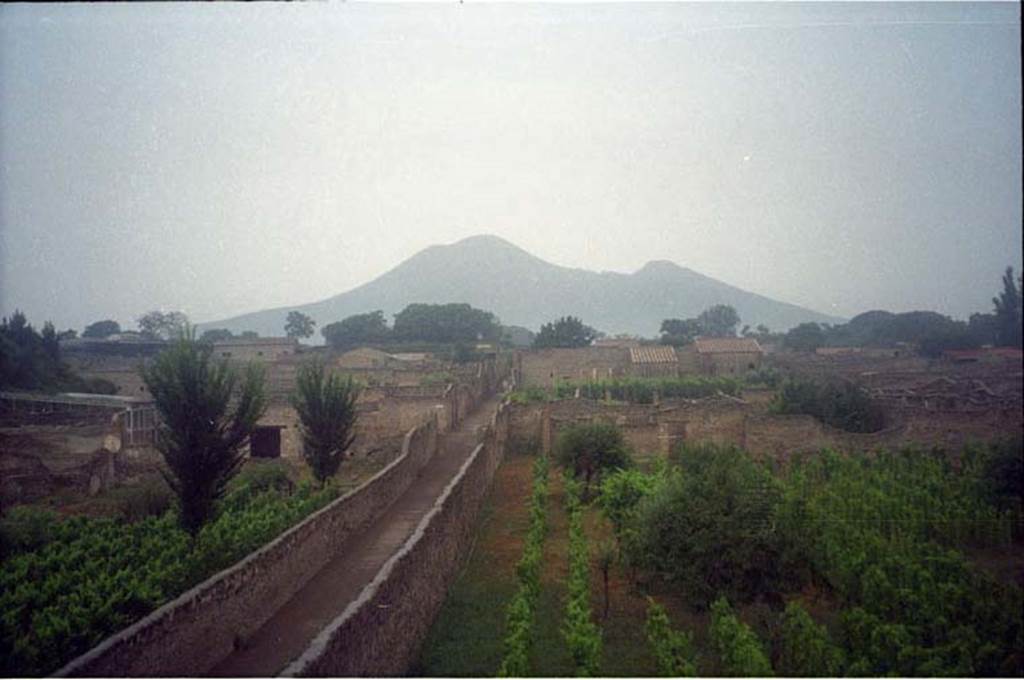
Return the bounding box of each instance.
[782,266,1023,356]
[0,311,115,393]
[321,303,502,348]
[660,304,742,346]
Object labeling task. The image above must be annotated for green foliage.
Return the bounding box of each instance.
[979,438,1023,515]
[554,422,631,498]
[776,601,844,677]
[709,597,774,676]
[284,311,316,339]
[562,478,602,676]
[116,479,175,523]
[0,483,337,676]
[142,331,267,535]
[628,443,785,606]
[783,322,825,352]
[645,598,697,676]
[82,319,120,339]
[291,362,360,486]
[779,448,1023,675]
[659,318,702,347]
[533,316,598,349]
[0,507,58,557]
[698,304,742,338]
[507,386,551,404]
[992,266,1023,348]
[773,377,886,433]
[498,456,549,677]
[918,327,979,358]
[198,328,234,343]
[321,310,391,348]
[1,311,72,391]
[597,468,656,537]
[393,303,501,344]
[136,310,188,341]
[743,366,782,388]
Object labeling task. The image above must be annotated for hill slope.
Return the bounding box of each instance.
[200,235,843,338]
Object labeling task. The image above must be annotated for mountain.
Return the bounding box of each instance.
[199,235,844,339]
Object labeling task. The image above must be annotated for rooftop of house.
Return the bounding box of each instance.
[694,337,764,354]
[629,345,678,364]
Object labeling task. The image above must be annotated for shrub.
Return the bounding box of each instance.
[773,377,886,433]
[562,477,602,676]
[776,601,844,676]
[709,597,774,677]
[628,443,784,606]
[118,480,174,523]
[498,456,549,677]
[0,506,57,558]
[645,598,697,676]
[554,422,631,499]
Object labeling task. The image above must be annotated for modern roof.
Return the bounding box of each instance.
[630,346,678,364]
[694,337,764,354]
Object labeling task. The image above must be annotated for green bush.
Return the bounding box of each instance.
[775,601,844,677]
[0,483,337,676]
[645,598,697,676]
[498,456,549,677]
[555,422,631,499]
[0,506,57,558]
[628,443,785,606]
[562,477,602,676]
[709,597,774,677]
[117,480,174,523]
[772,377,886,433]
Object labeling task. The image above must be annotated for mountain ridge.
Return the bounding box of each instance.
[199,234,844,339]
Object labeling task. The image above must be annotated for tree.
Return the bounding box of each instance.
[554,422,631,498]
[141,330,266,535]
[322,310,391,348]
[629,443,783,606]
[137,310,189,340]
[660,318,702,346]
[239,330,260,339]
[82,319,120,338]
[968,312,999,346]
[533,316,597,348]
[285,311,316,340]
[697,304,741,337]
[291,361,360,486]
[783,323,825,352]
[57,329,78,341]
[199,328,234,344]
[993,266,1023,348]
[393,303,501,344]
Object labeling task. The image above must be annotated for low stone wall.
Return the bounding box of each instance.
[283,401,511,677]
[56,416,440,678]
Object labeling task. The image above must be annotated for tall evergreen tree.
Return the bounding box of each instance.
[992,266,1023,348]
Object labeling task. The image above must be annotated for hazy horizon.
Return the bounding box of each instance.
[2,1,1021,333]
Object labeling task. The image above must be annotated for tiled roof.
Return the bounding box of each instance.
[629,346,678,364]
[694,337,763,354]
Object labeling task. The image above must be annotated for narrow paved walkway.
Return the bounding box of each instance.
[211,396,503,677]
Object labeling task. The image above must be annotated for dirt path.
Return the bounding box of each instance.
[211,396,503,677]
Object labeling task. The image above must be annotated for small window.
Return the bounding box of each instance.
[257,351,264,357]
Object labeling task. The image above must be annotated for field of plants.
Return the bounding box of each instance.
[418,432,1023,677]
[0,465,339,676]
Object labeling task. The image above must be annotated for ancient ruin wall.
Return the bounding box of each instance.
[283,401,511,677]
[55,416,440,678]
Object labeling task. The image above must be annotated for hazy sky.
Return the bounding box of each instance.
[1,1,1020,333]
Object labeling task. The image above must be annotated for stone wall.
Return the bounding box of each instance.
[282,401,511,677]
[56,416,440,678]
[518,347,630,388]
